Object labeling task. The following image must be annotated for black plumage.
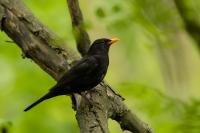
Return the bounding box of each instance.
[24,38,119,111]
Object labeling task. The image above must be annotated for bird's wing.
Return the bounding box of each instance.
[51,56,98,90]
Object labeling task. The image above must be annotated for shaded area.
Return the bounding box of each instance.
[174,0,200,49]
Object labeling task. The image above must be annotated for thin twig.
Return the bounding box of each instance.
[66,0,90,56]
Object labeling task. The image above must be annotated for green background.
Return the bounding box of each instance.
[0,0,200,133]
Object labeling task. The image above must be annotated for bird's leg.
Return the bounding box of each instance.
[71,93,82,110]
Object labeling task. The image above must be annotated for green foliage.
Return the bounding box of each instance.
[112,5,121,13]
[177,100,200,133]
[0,119,12,133]
[95,8,106,18]
[0,0,200,133]
[118,82,200,133]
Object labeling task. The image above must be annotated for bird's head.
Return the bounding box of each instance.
[88,37,119,55]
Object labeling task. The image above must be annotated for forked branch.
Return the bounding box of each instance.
[0,0,152,133]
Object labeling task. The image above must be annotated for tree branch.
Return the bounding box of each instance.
[67,0,90,56]
[174,0,200,49]
[0,0,79,80]
[0,0,152,133]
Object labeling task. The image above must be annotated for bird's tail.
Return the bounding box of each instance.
[24,92,53,112]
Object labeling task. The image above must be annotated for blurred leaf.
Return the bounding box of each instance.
[112,5,121,13]
[0,119,12,133]
[95,7,106,18]
[177,100,200,133]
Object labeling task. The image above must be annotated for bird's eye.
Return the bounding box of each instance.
[105,39,110,43]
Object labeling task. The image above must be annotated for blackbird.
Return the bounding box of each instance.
[24,37,119,111]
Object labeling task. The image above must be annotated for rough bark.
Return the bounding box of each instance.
[0,0,152,133]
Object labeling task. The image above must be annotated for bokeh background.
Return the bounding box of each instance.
[0,0,200,133]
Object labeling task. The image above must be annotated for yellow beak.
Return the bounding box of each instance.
[109,37,120,45]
